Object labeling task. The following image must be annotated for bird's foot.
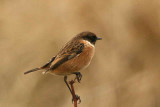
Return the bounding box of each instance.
[74,72,82,83]
[72,94,81,104]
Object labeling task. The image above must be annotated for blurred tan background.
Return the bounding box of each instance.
[1,0,160,107]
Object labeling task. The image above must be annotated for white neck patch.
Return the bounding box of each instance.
[82,40,94,47]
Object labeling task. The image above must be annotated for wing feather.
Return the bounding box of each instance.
[44,43,84,73]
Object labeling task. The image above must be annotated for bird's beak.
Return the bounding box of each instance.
[97,37,102,40]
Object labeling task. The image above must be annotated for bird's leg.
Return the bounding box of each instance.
[73,72,82,83]
[64,76,73,95]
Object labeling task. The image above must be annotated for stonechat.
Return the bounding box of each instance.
[24,31,102,98]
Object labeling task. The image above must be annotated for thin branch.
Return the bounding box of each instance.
[69,79,80,107]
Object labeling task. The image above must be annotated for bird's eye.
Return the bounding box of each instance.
[90,35,97,40]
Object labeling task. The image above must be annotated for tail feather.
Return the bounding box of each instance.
[24,56,56,75]
[24,68,41,74]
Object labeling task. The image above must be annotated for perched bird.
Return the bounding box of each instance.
[24,31,102,99]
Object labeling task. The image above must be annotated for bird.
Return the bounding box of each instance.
[24,31,102,100]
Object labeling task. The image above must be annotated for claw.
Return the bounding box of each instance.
[75,72,82,83]
[72,94,81,104]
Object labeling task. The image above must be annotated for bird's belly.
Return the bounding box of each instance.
[50,46,95,75]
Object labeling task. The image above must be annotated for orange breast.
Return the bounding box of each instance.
[50,40,95,75]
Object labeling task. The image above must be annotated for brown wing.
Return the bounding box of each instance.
[40,56,56,69]
[44,43,84,73]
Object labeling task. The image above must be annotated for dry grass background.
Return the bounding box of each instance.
[1,0,160,107]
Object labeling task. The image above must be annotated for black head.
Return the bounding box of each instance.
[76,31,102,44]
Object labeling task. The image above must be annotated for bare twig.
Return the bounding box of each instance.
[69,79,80,107]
